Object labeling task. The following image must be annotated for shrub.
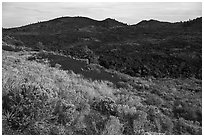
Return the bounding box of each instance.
[174,118,202,135]
[144,93,164,107]
[115,93,143,108]
[91,97,117,116]
[2,82,49,131]
[83,110,109,134]
[102,116,123,135]
[52,99,76,126]
[133,110,148,134]
[173,100,202,124]
[146,105,173,134]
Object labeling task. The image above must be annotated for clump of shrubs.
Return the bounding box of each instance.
[102,116,123,135]
[173,118,202,135]
[144,93,164,107]
[2,82,49,131]
[145,105,174,134]
[173,100,202,124]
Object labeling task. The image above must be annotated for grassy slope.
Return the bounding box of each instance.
[2,43,202,135]
[2,50,118,134]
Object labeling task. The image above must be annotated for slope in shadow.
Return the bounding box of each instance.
[28,52,123,84]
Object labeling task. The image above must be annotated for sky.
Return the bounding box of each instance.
[2,2,202,28]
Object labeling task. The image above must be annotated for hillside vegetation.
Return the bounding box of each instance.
[2,16,202,135]
[2,39,202,135]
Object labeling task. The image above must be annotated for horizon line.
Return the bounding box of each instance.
[2,15,202,29]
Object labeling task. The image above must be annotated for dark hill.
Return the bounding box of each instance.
[135,19,174,28]
[3,16,127,50]
[3,16,126,34]
[2,16,202,79]
[100,18,127,28]
[182,17,202,30]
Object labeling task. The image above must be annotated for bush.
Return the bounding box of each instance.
[146,105,173,134]
[2,82,49,131]
[174,118,202,135]
[102,116,123,135]
[91,97,117,116]
[144,94,164,107]
[173,100,202,124]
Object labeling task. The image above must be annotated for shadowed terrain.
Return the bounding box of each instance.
[3,17,202,79]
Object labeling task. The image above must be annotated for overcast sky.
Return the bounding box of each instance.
[2,2,202,28]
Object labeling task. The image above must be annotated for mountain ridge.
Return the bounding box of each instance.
[3,16,127,31]
[3,16,201,30]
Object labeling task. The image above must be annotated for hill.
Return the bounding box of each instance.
[2,16,202,79]
[3,16,126,33]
